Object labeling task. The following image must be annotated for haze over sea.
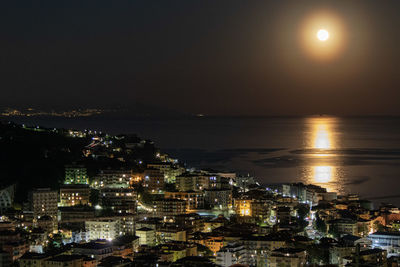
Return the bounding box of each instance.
[10,116,400,206]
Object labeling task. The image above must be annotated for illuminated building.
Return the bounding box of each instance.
[203,215,228,233]
[0,184,15,213]
[235,175,256,191]
[164,191,204,211]
[327,218,358,236]
[118,215,135,236]
[359,248,387,266]
[329,245,356,266]
[174,213,205,234]
[59,206,95,221]
[157,243,192,262]
[85,216,134,241]
[29,188,58,219]
[156,226,186,243]
[235,199,252,217]
[391,220,400,231]
[267,248,307,267]
[93,169,133,189]
[136,227,156,246]
[72,242,113,261]
[153,199,186,216]
[190,235,224,256]
[59,184,91,207]
[176,172,225,191]
[197,173,222,190]
[64,164,88,185]
[176,173,197,191]
[135,217,162,231]
[204,189,232,209]
[234,193,272,221]
[85,219,119,241]
[146,162,185,184]
[144,168,165,192]
[369,232,400,257]
[130,172,144,185]
[216,243,248,267]
[100,188,137,214]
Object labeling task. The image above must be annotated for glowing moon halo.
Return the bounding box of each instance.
[317,29,329,41]
[298,10,347,61]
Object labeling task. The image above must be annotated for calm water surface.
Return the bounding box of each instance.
[10,116,400,206]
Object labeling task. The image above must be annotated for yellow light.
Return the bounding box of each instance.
[309,118,335,150]
[313,166,332,183]
[314,124,330,149]
[302,117,343,193]
[299,10,347,61]
[317,29,329,41]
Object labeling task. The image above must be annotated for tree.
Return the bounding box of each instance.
[315,214,327,234]
[89,189,100,205]
[373,221,385,232]
[328,224,340,238]
[358,223,369,236]
[297,204,310,220]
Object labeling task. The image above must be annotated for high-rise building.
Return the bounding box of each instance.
[144,168,165,193]
[100,188,137,214]
[93,169,133,189]
[85,219,119,241]
[153,198,186,216]
[216,243,248,267]
[29,188,58,219]
[59,184,91,207]
[0,184,15,213]
[176,174,197,191]
[164,191,204,211]
[136,227,156,246]
[204,189,232,209]
[146,162,185,183]
[65,164,88,185]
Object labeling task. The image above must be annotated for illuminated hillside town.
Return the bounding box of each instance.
[0,121,398,267]
[0,107,105,118]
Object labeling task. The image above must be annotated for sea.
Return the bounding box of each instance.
[9,116,400,207]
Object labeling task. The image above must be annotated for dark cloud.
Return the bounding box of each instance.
[344,176,370,186]
[252,148,400,168]
[165,148,283,166]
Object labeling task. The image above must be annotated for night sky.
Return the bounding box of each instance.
[1,1,400,116]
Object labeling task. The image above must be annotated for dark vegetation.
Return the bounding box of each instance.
[0,121,158,203]
[0,122,88,202]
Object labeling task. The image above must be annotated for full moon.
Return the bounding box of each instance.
[317,29,329,41]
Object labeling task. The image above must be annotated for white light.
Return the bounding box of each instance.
[317,29,329,41]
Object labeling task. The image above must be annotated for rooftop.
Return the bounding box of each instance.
[47,255,84,262]
[369,231,400,237]
[359,248,386,256]
[137,227,155,232]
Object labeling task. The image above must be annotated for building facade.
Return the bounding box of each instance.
[216,243,248,267]
[100,188,137,214]
[30,188,58,219]
[85,219,119,241]
[65,165,88,185]
[164,191,204,211]
[59,184,91,207]
[204,189,232,209]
